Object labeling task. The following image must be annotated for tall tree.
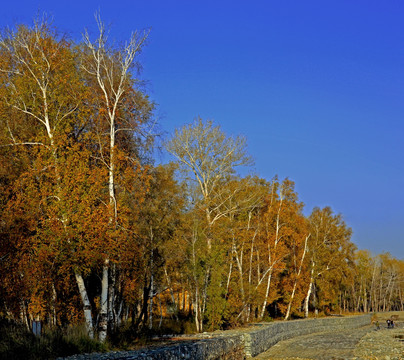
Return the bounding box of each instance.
[165,117,253,331]
[223,176,267,323]
[81,14,152,341]
[255,178,307,320]
[303,207,354,317]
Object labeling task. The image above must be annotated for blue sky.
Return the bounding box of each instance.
[1,1,403,259]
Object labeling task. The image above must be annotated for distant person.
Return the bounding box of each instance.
[375,321,380,330]
[386,319,391,328]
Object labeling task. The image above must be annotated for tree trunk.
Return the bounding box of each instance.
[363,285,368,313]
[233,241,246,320]
[284,234,309,321]
[247,230,257,321]
[98,262,109,342]
[260,272,272,319]
[51,284,57,326]
[75,272,94,339]
[108,264,117,328]
[20,299,30,330]
[284,282,297,321]
[148,244,154,330]
[194,287,201,332]
[226,260,233,297]
[304,275,314,318]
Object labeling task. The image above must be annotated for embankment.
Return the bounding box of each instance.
[59,314,372,360]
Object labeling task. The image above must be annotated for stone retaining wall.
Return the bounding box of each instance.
[59,314,371,360]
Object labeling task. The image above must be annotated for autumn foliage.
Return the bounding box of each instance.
[0,16,403,346]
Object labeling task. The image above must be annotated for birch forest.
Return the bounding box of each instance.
[1,18,403,343]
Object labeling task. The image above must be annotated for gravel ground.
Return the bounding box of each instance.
[354,326,404,360]
[253,326,373,360]
[253,313,404,360]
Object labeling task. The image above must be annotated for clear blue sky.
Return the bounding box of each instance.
[2,1,403,259]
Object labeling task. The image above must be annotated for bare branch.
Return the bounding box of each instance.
[0,142,47,148]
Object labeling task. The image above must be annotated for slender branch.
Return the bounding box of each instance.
[0,142,47,148]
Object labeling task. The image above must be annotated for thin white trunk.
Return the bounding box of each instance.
[108,264,116,328]
[148,239,154,330]
[363,286,368,313]
[98,262,109,342]
[260,272,272,319]
[285,282,298,321]
[386,273,395,311]
[260,192,283,320]
[304,275,314,318]
[248,230,257,286]
[194,287,201,333]
[246,230,257,322]
[191,230,201,332]
[51,284,57,326]
[149,272,154,330]
[75,272,94,339]
[226,260,233,295]
[285,234,309,320]
[234,245,246,320]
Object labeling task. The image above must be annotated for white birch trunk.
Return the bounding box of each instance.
[260,192,283,320]
[98,262,109,342]
[363,286,368,313]
[194,287,201,333]
[304,277,313,318]
[259,272,272,319]
[284,282,298,321]
[108,264,117,328]
[149,272,154,330]
[75,272,94,339]
[284,235,309,320]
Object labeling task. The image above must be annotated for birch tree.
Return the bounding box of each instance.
[166,117,253,246]
[303,207,353,317]
[283,232,310,320]
[165,118,253,330]
[81,14,151,341]
[256,178,305,320]
[224,176,267,322]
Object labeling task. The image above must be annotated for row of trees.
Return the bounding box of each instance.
[163,119,404,331]
[0,17,403,342]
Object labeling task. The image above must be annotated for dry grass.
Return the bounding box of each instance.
[372,311,404,327]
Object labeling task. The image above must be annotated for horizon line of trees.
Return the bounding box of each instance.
[0,16,403,342]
